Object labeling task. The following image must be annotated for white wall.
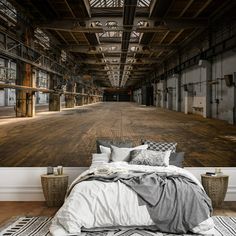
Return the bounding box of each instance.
[180,66,208,115]
[133,89,142,104]
[0,90,4,106]
[36,92,49,104]
[0,167,87,201]
[6,89,16,106]
[150,49,236,124]
[61,94,65,103]
[0,167,235,201]
[167,76,177,111]
[211,51,236,124]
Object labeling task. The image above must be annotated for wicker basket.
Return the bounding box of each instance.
[201,175,229,208]
[41,174,69,207]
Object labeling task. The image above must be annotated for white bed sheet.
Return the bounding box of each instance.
[50,162,215,236]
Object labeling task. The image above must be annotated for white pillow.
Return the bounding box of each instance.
[129,149,171,167]
[111,144,148,162]
[92,153,109,163]
[91,153,109,168]
[100,145,111,156]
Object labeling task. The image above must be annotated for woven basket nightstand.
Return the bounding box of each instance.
[201,174,229,208]
[41,174,69,207]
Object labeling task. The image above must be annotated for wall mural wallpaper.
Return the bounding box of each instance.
[0,101,236,167]
[0,0,236,169]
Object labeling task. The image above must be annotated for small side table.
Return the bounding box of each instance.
[41,174,69,207]
[201,174,229,208]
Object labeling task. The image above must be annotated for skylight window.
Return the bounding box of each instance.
[131,31,141,39]
[90,0,124,8]
[137,0,151,7]
[90,0,151,8]
[99,31,122,38]
[106,21,118,28]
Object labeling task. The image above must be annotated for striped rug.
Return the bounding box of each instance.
[0,216,235,236]
[0,216,51,236]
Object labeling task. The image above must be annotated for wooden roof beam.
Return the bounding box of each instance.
[178,0,194,18]
[64,0,76,18]
[194,0,213,18]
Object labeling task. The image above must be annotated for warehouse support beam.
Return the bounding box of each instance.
[175,74,181,112]
[49,75,61,111]
[166,88,173,110]
[162,80,167,108]
[76,95,83,106]
[65,94,75,108]
[95,90,100,103]
[184,83,194,114]
[15,62,36,117]
[81,88,85,105]
[14,22,36,117]
[49,93,61,111]
[65,83,76,108]
[83,88,88,105]
[94,91,97,103]
[89,89,93,104]
[75,84,83,106]
[200,60,212,118]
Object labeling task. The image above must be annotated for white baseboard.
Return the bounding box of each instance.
[0,167,235,201]
[0,167,88,201]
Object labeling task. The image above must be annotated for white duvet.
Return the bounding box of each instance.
[50,162,216,236]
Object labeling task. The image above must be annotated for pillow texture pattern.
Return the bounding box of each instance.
[129,149,171,167]
[143,140,177,153]
[110,144,148,162]
[96,139,133,153]
[169,152,185,168]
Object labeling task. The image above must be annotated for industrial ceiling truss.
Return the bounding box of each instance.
[1,0,235,88]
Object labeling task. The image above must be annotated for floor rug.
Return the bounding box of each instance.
[1,216,236,236]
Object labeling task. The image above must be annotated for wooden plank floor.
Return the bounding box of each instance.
[0,201,235,227]
[0,102,236,167]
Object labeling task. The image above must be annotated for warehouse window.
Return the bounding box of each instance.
[61,50,67,62]
[34,28,50,50]
[0,0,17,23]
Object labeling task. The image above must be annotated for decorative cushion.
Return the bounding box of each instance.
[110,144,148,162]
[100,145,112,156]
[142,140,177,153]
[91,153,110,168]
[129,149,171,167]
[96,139,133,153]
[169,152,185,168]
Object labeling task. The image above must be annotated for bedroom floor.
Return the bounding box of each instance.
[0,102,236,167]
[0,201,236,227]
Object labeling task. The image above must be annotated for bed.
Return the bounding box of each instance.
[50,140,215,236]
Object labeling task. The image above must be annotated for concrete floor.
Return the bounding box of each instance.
[0,102,236,167]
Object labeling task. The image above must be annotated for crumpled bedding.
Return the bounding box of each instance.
[50,162,215,236]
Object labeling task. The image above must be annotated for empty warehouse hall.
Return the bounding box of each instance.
[0,102,236,167]
[0,0,236,235]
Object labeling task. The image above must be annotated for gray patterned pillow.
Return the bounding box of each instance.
[129,149,171,167]
[169,152,185,168]
[142,140,177,153]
